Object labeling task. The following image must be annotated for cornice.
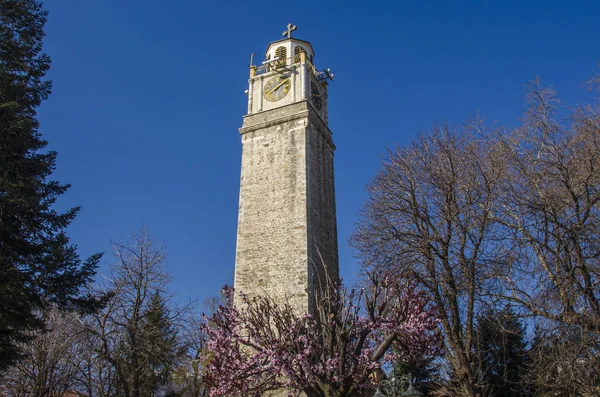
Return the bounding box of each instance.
[239,101,335,151]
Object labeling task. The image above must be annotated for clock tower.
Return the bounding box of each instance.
[234,25,338,314]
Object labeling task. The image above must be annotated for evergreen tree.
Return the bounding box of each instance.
[89,229,186,397]
[0,0,101,369]
[112,292,179,397]
[138,292,179,396]
[392,357,441,395]
[474,306,530,397]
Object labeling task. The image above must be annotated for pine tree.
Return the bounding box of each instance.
[474,306,530,397]
[392,357,441,395]
[0,0,101,369]
[138,292,179,396]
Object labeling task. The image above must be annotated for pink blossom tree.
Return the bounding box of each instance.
[202,270,441,397]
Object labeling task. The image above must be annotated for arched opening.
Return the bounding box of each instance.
[294,46,304,63]
[275,46,287,68]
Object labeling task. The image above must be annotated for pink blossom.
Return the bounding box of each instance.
[202,274,441,397]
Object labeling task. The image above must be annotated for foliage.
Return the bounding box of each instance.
[0,0,101,369]
[392,356,442,395]
[136,292,179,396]
[83,227,186,397]
[202,270,441,397]
[0,228,200,397]
[473,306,530,397]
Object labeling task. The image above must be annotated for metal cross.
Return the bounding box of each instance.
[282,23,297,38]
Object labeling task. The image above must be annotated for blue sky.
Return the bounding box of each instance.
[40,1,600,308]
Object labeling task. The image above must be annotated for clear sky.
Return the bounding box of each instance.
[40,1,600,308]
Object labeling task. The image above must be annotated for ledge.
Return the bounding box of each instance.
[239,101,335,150]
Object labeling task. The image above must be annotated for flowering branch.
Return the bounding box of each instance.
[202,269,441,397]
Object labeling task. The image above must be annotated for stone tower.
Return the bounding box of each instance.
[234,25,338,314]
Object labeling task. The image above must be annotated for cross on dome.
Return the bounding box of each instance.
[282,23,297,38]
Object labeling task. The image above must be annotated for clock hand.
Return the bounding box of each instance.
[267,79,287,95]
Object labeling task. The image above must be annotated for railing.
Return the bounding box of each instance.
[251,54,320,78]
[253,55,299,76]
[254,63,271,76]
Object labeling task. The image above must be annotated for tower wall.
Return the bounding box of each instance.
[234,101,338,314]
[305,111,339,298]
[235,102,310,313]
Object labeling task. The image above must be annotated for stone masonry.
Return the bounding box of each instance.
[234,100,338,315]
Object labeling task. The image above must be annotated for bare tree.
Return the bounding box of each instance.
[526,322,600,396]
[351,122,507,396]
[0,308,85,397]
[482,79,600,395]
[74,317,117,397]
[169,317,206,397]
[494,80,600,338]
[84,226,187,397]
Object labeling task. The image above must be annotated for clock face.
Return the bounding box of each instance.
[263,75,291,102]
[311,81,323,111]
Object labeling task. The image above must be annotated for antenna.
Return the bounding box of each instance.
[316,68,335,82]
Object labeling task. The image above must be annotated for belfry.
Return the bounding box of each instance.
[233,25,338,314]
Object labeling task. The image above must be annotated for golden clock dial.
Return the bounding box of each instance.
[263,75,291,102]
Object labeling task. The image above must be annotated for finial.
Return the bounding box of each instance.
[282,23,297,38]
